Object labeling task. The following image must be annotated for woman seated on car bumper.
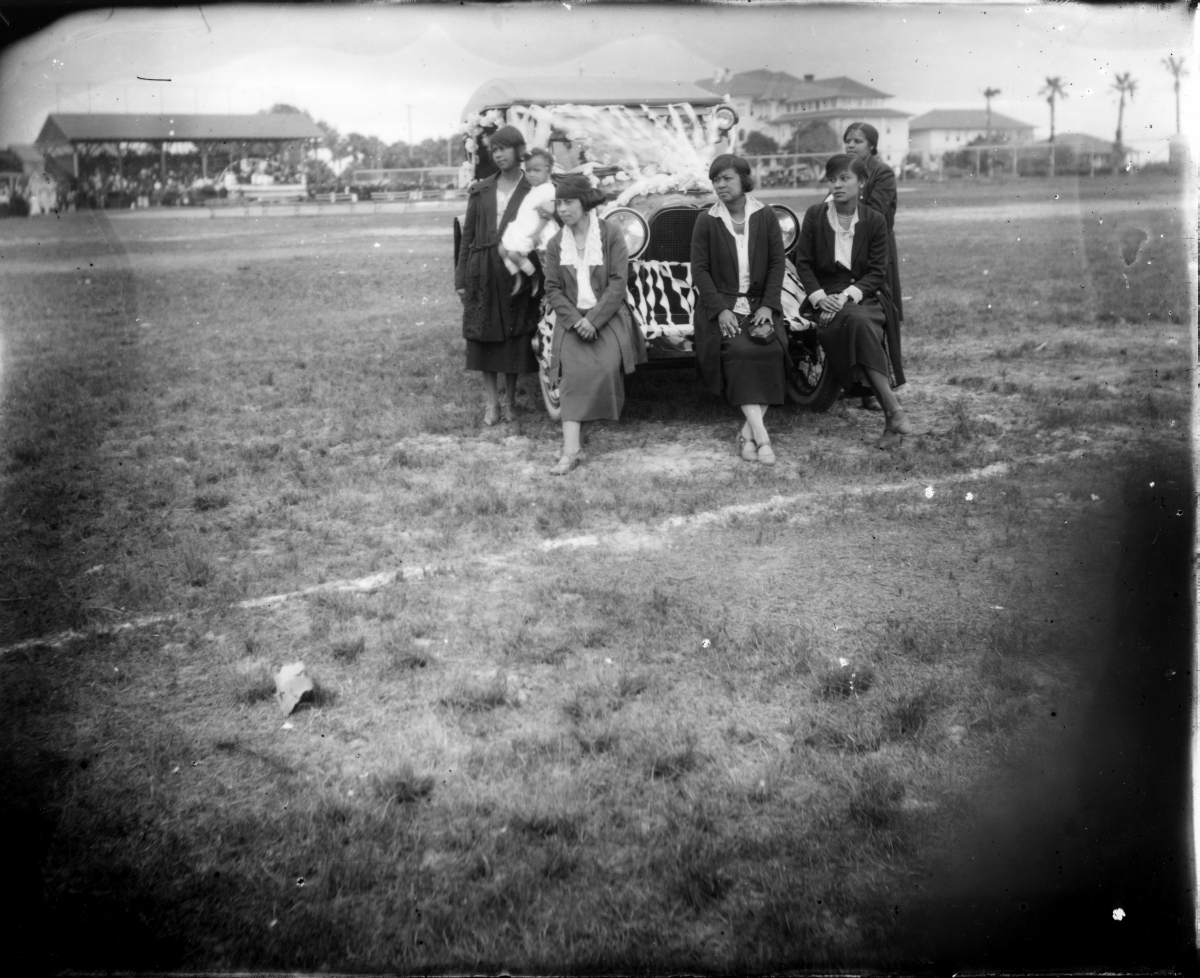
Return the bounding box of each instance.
[543,174,647,475]
[795,154,910,449]
[690,153,792,466]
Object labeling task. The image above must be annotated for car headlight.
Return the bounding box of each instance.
[712,105,739,132]
[605,207,649,259]
[772,204,799,252]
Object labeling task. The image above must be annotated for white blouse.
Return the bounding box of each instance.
[826,200,857,271]
[558,212,604,312]
[707,196,766,316]
[733,225,751,315]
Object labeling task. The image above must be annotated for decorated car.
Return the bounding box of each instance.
[453,78,838,418]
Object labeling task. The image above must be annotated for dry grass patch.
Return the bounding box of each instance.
[0,184,1190,971]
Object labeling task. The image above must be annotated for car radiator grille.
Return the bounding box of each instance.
[645,208,701,263]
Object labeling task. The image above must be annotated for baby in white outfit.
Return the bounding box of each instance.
[500,148,558,289]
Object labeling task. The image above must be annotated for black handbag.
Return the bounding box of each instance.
[746,318,775,345]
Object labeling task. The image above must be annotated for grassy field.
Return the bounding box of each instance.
[0,173,1192,971]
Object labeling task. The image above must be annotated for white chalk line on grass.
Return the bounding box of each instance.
[0,451,1077,657]
[0,565,435,659]
[541,460,1021,552]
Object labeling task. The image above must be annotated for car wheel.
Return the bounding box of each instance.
[538,362,563,421]
[786,332,839,412]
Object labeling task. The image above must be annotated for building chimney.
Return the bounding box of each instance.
[804,74,815,82]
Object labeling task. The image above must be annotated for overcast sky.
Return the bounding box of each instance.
[0,3,1192,154]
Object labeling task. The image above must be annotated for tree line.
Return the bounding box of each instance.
[268,104,466,181]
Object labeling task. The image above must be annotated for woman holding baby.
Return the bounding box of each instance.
[455,125,541,425]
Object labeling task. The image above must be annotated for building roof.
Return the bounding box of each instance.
[463,78,724,119]
[772,107,910,125]
[35,113,325,147]
[809,76,892,100]
[1032,132,1116,152]
[698,70,890,103]
[909,109,1034,132]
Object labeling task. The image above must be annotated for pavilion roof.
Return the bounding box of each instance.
[36,113,324,148]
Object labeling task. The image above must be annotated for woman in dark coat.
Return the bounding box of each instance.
[543,175,647,475]
[795,154,911,448]
[844,122,903,411]
[454,125,540,425]
[844,122,903,321]
[690,154,792,465]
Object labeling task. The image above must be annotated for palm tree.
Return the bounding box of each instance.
[1163,57,1186,134]
[1039,76,1067,143]
[983,87,1001,141]
[1039,76,1067,178]
[1112,72,1137,169]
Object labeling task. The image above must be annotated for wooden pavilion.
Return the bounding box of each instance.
[34,112,324,181]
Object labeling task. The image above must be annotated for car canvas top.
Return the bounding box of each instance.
[462,77,726,120]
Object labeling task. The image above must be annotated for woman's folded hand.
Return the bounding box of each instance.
[751,306,773,326]
[574,317,597,341]
[816,294,846,315]
[717,309,740,338]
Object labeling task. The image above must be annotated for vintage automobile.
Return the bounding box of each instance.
[453,78,838,418]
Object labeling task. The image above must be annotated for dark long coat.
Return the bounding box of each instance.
[861,155,904,320]
[454,172,541,344]
[689,204,793,397]
[794,200,905,387]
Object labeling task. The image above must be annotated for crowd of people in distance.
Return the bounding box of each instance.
[454,121,911,474]
[7,154,311,217]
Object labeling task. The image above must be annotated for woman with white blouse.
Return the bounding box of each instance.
[690,154,792,465]
[542,174,647,475]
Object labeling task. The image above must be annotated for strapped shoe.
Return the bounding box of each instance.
[876,408,912,450]
[756,442,776,466]
[549,452,582,476]
[738,433,758,462]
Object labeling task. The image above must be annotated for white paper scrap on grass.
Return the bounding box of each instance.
[275,661,314,716]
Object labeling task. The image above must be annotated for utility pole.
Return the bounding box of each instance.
[983,87,1000,176]
[408,104,414,166]
[87,82,91,113]
[1163,56,1186,134]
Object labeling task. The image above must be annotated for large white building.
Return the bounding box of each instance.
[697,70,910,167]
[907,109,1035,167]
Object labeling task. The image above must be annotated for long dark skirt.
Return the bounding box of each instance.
[465,334,538,375]
[720,317,787,406]
[559,327,625,422]
[815,300,890,394]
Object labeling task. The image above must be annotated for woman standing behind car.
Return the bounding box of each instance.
[690,154,792,466]
[543,174,647,475]
[455,125,541,426]
[795,154,910,449]
[844,123,904,323]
